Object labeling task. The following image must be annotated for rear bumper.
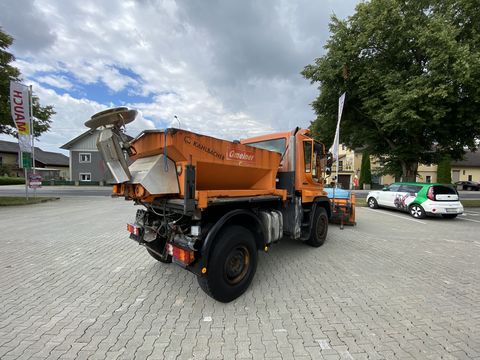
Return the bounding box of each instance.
[424,203,464,215]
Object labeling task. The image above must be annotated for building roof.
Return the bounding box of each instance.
[61,129,133,150]
[35,148,69,166]
[60,129,97,150]
[0,140,19,153]
[0,140,69,166]
[452,150,480,167]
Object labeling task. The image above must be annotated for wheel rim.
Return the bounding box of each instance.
[410,205,421,217]
[368,199,374,207]
[316,214,327,238]
[224,246,250,285]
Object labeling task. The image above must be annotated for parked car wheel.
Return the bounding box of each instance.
[409,204,426,219]
[197,225,257,303]
[441,214,458,219]
[367,197,379,209]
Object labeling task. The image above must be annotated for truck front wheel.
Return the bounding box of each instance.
[197,225,258,302]
[306,207,328,247]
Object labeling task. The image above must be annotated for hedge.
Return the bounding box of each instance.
[0,177,26,185]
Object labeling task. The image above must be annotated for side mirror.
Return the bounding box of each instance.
[325,152,333,176]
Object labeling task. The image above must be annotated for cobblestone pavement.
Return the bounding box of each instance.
[0,198,479,360]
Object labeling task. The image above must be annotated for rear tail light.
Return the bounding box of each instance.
[427,186,435,201]
[127,223,140,236]
[167,244,195,265]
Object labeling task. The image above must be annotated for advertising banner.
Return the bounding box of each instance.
[10,81,32,153]
[331,92,346,163]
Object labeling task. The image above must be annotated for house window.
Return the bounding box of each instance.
[339,160,343,171]
[468,175,472,181]
[426,175,431,183]
[79,153,91,163]
[79,173,91,181]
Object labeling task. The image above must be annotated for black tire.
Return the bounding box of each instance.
[146,242,172,263]
[441,214,458,219]
[409,203,426,219]
[197,225,257,303]
[306,207,328,247]
[367,197,379,209]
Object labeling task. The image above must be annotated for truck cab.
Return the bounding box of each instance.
[242,128,330,240]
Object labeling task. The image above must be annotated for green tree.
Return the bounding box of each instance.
[303,0,480,182]
[436,155,452,183]
[0,27,54,138]
[359,152,372,188]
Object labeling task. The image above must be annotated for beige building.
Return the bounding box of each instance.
[331,145,480,189]
[451,151,480,183]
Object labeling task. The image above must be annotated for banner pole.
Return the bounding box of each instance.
[29,85,37,198]
[29,85,35,174]
[24,167,29,200]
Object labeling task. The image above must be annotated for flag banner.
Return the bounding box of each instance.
[332,92,346,162]
[10,81,32,153]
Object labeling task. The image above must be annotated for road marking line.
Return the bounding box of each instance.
[457,217,480,224]
[361,208,426,224]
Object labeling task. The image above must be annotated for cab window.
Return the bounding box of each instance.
[312,143,324,181]
[303,141,312,173]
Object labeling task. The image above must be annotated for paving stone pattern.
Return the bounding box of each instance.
[0,198,479,359]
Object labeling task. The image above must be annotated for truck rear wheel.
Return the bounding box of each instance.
[197,225,257,303]
[306,207,328,247]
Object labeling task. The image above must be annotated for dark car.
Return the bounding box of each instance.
[455,181,480,191]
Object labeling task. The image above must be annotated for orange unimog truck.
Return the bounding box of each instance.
[86,107,331,302]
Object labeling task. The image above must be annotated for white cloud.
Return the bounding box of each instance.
[0,0,359,154]
[36,75,74,90]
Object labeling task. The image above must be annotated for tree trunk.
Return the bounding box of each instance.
[400,161,418,182]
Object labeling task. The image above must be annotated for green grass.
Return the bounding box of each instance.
[0,197,58,206]
[461,199,480,207]
[355,198,480,207]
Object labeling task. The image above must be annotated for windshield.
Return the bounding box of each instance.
[244,138,286,154]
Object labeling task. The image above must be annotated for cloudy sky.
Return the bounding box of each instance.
[0,0,359,154]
